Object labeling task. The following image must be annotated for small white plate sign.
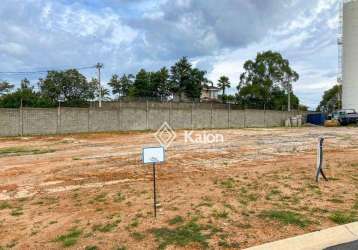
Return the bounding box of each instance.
[142,147,165,164]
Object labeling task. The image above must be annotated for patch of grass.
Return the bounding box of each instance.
[213,210,229,219]
[85,246,98,250]
[55,228,82,247]
[328,198,344,204]
[130,232,145,241]
[92,222,118,233]
[0,202,11,210]
[168,216,184,225]
[116,246,127,250]
[0,147,55,157]
[10,207,23,216]
[260,210,310,228]
[218,240,240,249]
[219,178,236,189]
[329,211,356,225]
[94,193,107,202]
[151,220,209,250]
[114,192,125,202]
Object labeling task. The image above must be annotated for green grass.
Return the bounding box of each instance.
[10,207,23,216]
[0,147,55,157]
[55,228,82,247]
[329,211,357,225]
[114,192,125,202]
[260,210,310,228]
[130,232,146,241]
[213,210,229,219]
[151,220,209,250]
[85,246,98,250]
[0,202,11,210]
[92,222,118,233]
[219,178,236,189]
[168,216,184,225]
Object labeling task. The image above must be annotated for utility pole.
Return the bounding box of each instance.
[288,84,291,112]
[96,63,103,108]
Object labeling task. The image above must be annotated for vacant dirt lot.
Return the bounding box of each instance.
[0,127,358,250]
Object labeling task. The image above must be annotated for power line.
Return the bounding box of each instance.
[0,65,97,75]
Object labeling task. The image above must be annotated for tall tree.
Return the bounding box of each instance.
[108,74,134,99]
[238,51,300,110]
[132,69,152,97]
[0,81,14,95]
[217,76,231,96]
[39,69,96,105]
[150,67,171,100]
[316,84,342,112]
[20,78,31,90]
[170,57,206,101]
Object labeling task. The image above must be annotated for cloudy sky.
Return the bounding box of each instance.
[0,0,340,109]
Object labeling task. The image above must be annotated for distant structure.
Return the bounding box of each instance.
[201,85,220,102]
[342,0,358,110]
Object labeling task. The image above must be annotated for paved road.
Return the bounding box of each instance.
[324,240,358,250]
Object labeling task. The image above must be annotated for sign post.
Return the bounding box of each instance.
[316,137,328,182]
[142,147,165,218]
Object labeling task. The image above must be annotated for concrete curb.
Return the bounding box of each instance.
[245,222,358,250]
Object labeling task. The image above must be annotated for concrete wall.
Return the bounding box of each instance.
[0,102,300,136]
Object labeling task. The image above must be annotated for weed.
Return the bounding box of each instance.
[85,246,98,250]
[55,228,82,247]
[0,202,11,210]
[260,210,310,228]
[168,216,184,225]
[213,210,229,219]
[0,147,55,157]
[92,222,118,233]
[94,193,107,202]
[329,211,356,225]
[328,198,344,204]
[220,178,236,189]
[114,192,125,202]
[130,232,145,241]
[151,220,209,250]
[10,207,23,216]
[218,240,240,249]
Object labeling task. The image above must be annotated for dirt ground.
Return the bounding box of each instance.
[0,127,358,250]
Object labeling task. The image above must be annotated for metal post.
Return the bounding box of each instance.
[152,162,157,218]
[96,63,103,108]
[316,137,328,182]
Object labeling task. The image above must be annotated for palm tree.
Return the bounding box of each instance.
[217,76,231,96]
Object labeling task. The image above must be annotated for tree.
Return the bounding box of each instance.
[20,78,31,90]
[0,88,53,108]
[150,67,171,100]
[217,76,231,96]
[132,69,153,97]
[108,74,134,99]
[316,84,342,113]
[39,69,96,105]
[238,51,300,110]
[0,81,14,95]
[170,57,206,101]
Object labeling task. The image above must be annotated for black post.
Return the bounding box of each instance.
[152,162,157,218]
[316,137,328,182]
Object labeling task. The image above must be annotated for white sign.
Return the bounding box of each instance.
[142,147,165,164]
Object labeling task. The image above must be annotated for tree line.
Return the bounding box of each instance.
[0,51,304,110]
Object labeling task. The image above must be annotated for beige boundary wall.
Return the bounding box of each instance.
[0,102,300,136]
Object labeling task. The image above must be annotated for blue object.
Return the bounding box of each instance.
[307,113,326,125]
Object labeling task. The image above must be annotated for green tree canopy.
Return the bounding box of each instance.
[170,57,206,100]
[39,69,96,105]
[237,51,300,110]
[108,74,134,99]
[316,84,342,112]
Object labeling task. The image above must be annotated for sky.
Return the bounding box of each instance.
[0,0,340,109]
